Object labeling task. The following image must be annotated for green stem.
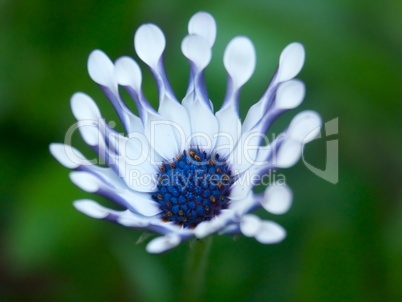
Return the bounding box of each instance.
[181,237,213,302]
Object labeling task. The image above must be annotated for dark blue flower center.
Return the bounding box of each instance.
[152,149,234,228]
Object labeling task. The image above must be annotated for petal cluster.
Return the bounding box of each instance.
[50,12,321,253]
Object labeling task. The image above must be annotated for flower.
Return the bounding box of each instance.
[50,11,321,253]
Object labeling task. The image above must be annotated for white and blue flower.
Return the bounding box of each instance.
[50,12,321,253]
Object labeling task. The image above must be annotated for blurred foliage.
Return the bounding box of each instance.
[1,0,401,301]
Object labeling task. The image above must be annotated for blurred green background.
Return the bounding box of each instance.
[1,0,401,301]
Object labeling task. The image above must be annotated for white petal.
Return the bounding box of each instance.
[114,56,142,92]
[229,191,256,215]
[87,50,115,87]
[117,133,152,167]
[229,178,253,201]
[143,112,182,160]
[85,165,127,190]
[193,221,214,238]
[88,52,142,134]
[255,221,286,244]
[70,166,158,217]
[70,92,101,121]
[114,137,158,184]
[262,184,293,214]
[124,113,145,135]
[74,199,158,225]
[214,105,241,158]
[187,98,218,152]
[93,173,160,216]
[118,218,149,228]
[288,111,322,143]
[254,139,276,164]
[188,11,216,47]
[146,233,181,254]
[219,224,239,235]
[224,36,256,89]
[87,53,142,134]
[275,139,302,168]
[77,120,99,146]
[134,24,165,69]
[73,199,109,219]
[70,171,102,193]
[120,190,161,217]
[158,95,191,144]
[49,143,89,169]
[241,101,265,135]
[117,213,151,227]
[194,217,225,238]
[227,131,260,175]
[240,214,261,237]
[277,43,305,82]
[117,161,158,193]
[181,35,211,70]
[275,80,305,110]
